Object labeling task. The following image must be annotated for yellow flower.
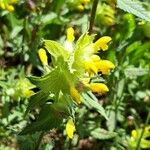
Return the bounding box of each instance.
[95,60,115,75]
[10,0,17,4]
[6,4,14,12]
[144,125,150,138]
[66,118,76,139]
[89,83,109,93]
[129,126,150,149]
[70,86,81,104]
[94,36,112,51]
[0,2,5,9]
[131,130,138,138]
[38,48,48,66]
[90,54,101,62]
[84,60,98,76]
[77,4,84,12]
[66,27,75,42]
[81,0,90,5]
[23,90,34,98]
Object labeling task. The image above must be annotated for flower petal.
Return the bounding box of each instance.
[67,27,75,42]
[95,60,115,75]
[70,86,81,104]
[94,36,112,51]
[38,48,48,66]
[66,118,76,139]
[89,83,109,93]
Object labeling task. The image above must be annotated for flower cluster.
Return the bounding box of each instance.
[128,126,150,149]
[38,27,115,139]
[0,0,17,12]
[67,0,90,12]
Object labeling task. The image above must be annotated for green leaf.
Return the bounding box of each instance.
[44,40,69,60]
[117,0,150,22]
[28,58,77,95]
[125,67,149,78]
[91,128,117,140]
[25,91,50,115]
[117,79,125,98]
[21,93,74,134]
[123,13,135,39]
[41,13,57,25]
[106,109,116,132]
[20,104,64,135]
[82,93,108,120]
[131,42,150,63]
[10,26,23,39]
[125,41,141,55]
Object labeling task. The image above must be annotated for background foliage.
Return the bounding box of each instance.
[0,0,150,149]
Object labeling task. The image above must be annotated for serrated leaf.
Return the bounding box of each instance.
[117,0,150,22]
[125,41,141,55]
[117,79,125,98]
[20,104,64,135]
[125,67,149,78]
[21,93,74,135]
[25,91,49,115]
[82,93,108,120]
[131,42,150,63]
[123,13,135,39]
[28,58,77,95]
[44,40,69,60]
[106,109,116,132]
[91,128,117,140]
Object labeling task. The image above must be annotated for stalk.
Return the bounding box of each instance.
[135,108,150,150]
[89,0,99,34]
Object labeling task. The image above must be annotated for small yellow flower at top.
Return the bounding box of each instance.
[88,83,109,94]
[77,4,84,12]
[129,126,150,149]
[95,60,115,75]
[66,27,75,42]
[23,89,34,98]
[131,130,138,138]
[144,125,150,138]
[38,48,48,66]
[10,0,17,4]
[66,118,76,139]
[0,2,5,9]
[70,86,81,104]
[6,4,14,12]
[81,0,90,5]
[94,36,112,51]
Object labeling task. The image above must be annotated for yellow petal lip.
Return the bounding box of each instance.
[81,0,90,5]
[84,60,98,75]
[38,48,48,66]
[6,4,14,12]
[90,55,101,62]
[77,4,84,12]
[0,2,5,9]
[70,86,81,104]
[66,27,75,42]
[94,36,112,51]
[131,130,138,138]
[66,118,76,139]
[95,60,115,75]
[89,83,109,93]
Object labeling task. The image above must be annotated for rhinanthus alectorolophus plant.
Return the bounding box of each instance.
[21,27,115,139]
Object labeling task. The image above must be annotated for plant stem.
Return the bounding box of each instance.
[89,0,99,34]
[135,108,150,150]
[34,131,45,150]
